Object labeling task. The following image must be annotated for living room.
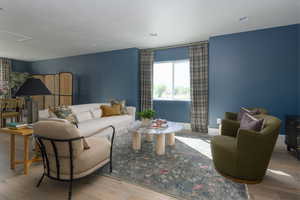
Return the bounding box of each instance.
[0,0,300,200]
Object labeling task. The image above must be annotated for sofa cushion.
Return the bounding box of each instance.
[75,111,93,123]
[69,103,109,114]
[78,115,133,137]
[90,108,102,118]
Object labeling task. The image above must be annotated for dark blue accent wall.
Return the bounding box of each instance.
[12,60,31,73]
[209,24,299,134]
[29,48,139,107]
[153,47,191,122]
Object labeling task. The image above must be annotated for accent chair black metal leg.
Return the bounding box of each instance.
[36,174,45,188]
[110,160,113,173]
[68,180,73,200]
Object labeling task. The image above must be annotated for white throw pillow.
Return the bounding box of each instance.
[75,111,93,123]
[90,108,102,118]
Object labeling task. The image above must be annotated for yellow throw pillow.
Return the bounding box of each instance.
[110,100,128,114]
[100,104,121,117]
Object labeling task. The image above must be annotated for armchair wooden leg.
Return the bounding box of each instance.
[36,174,45,187]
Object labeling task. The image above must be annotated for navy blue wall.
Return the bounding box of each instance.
[209,24,299,133]
[153,47,191,122]
[29,48,139,107]
[12,60,31,73]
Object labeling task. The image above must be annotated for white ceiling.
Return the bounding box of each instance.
[1,0,300,61]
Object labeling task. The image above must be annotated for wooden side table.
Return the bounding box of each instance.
[0,127,40,175]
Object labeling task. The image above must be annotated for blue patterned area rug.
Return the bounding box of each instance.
[100,132,248,200]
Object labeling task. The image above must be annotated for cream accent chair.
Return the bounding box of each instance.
[33,121,115,200]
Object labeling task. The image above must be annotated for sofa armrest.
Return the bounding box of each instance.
[220,119,240,137]
[127,106,136,119]
[224,112,238,120]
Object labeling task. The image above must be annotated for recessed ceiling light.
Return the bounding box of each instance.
[239,16,249,22]
[149,33,158,37]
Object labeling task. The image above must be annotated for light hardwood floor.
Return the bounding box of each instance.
[247,136,300,200]
[0,133,299,200]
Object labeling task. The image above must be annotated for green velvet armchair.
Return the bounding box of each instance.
[211,114,281,183]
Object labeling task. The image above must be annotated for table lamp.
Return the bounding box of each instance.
[15,78,51,123]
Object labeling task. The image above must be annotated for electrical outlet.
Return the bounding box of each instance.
[217,118,221,125]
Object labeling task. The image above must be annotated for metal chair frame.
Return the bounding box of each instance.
[34,125,115,200]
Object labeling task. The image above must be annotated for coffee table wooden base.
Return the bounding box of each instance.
[156,134,165,155]
[132,132,175,155]
[167,133,175,146]
[146,134,153,142]
[132,132,141,151]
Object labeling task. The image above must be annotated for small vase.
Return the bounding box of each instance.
[141,118,152,127]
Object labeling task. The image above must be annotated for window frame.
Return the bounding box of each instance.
[153,59,190,101]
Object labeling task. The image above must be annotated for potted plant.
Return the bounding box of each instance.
[138,109,156,127]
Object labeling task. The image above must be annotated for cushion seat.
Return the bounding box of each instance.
[77,115,133,136]
[49,137,110,179]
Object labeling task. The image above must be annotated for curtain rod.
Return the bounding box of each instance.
[143,40,208,51]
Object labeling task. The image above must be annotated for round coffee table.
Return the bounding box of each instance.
[128,121,183,155]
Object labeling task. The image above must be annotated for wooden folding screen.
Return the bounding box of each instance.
[32,72,73,109]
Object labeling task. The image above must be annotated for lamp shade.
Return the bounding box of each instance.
[15,78,51,96]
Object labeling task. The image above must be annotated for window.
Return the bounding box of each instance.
[153,60,190,100]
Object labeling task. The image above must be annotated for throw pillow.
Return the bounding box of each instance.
[111,100,128,114]
[52,106,77,126]
[237,107,260,121]
[75,111,93,123]
[90,108,102,118]
[48,107,57,118]
[240,113,264,132]
[101,104,121,117]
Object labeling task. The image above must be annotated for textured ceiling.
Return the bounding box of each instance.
[1,0,300,61]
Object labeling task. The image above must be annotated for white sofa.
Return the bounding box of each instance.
[39,103,136,137]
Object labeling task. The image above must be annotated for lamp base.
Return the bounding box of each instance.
[26,98,39,124]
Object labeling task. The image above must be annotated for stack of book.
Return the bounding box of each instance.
[6,122,28,130]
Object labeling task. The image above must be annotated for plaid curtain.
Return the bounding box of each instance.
[189,44,208,133]
[139,50,154,111]
[0,58,12,98]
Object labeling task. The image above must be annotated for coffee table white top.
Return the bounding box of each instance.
[128,121,183,135]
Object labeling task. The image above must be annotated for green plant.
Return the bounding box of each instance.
[138,109,156,119]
